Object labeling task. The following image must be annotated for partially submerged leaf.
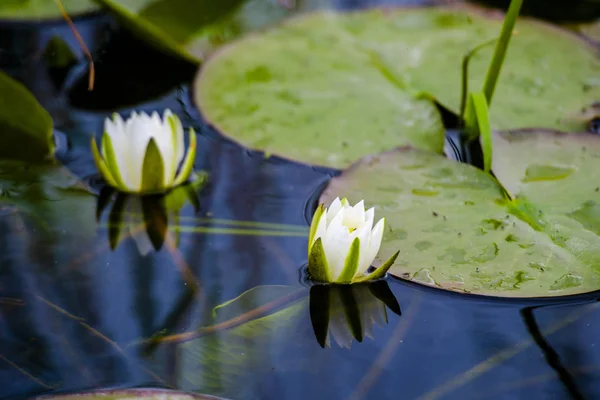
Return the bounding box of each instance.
[178,285,307,397]
[320,132,600,297]
[0,160,96,236]
[0,71,54,163]
[0,0,98,20]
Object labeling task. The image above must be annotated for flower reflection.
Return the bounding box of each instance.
[96,176,205,255]
[309,280,401,349]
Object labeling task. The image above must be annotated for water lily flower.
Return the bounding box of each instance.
[91,109,196,194]
[308,197,399,284]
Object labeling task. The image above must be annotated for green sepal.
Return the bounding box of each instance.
[101,131,128,190]
[336,237,361,284]
[90,137,118,188]
[167,113,182,174]
[308,204,325,253]
[140,138,165,193]
[308,237,331,283]
[173,128,197,187]
[355,250,400,283]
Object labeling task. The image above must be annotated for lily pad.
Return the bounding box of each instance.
[0,0,99,20]
[93,0,329,63]
[320,130,600,297]
[0,71,54,163]
[195,7,600,169]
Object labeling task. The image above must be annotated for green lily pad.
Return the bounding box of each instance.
[320,130,600,297]
[0,71,54,163]
[93,0,329,63]
[0,0,99,20]
[195,6,600,169]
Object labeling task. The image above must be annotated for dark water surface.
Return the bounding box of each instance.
[1,2,600,400]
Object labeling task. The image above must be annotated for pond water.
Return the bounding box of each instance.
[1,1,600,400]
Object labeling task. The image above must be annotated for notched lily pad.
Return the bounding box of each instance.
[196,6,599,169]
[320,131,600,297]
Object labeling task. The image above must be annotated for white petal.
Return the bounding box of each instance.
[323,210,351,280]
[326,197,343,224]
[365,207,375,225]
[164,109,185,167]
[312,208,328,246]
[343,200,365,230]
[353,218,374,276]
[127,121,152,191]
[364,218,385,271]
[149,111,177,186]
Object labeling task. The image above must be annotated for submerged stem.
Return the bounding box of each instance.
[54,0,95,90]
[482,0,523,106]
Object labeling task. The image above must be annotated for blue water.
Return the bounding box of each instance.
[1,2,600,400]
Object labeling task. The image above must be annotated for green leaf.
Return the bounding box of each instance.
[195,11,445,169]
[470,92,493,173]
[336,237,360,284]
[196,7,600,169]
[140,138,165,194]
[0,70,54,163]
[321,130,600,297]
[93,0,328,63]
[0,0,98,20]
[307,237,330,283]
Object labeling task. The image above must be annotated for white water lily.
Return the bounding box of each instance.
[91,109,196,194]
[307,197,399,284]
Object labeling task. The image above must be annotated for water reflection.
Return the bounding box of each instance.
[96,176,205,255]
[309,281,401,348]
